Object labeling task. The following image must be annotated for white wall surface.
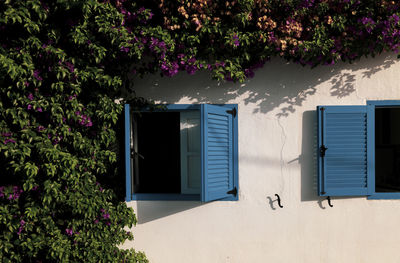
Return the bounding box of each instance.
[121,52,400,263]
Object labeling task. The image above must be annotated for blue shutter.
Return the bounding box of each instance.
[201,105,236,202]
[318,106,369,196]
[124,104,132,201]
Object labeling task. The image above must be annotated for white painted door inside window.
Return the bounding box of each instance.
[180,111,201,194]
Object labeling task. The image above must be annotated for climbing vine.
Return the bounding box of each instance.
[0,0,399,262]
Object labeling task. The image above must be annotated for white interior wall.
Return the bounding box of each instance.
[122,53,400,263]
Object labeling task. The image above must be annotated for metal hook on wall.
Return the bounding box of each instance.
[326,196,333,207]
[275,194,283,208]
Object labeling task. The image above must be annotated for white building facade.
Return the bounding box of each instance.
[122,53,400,263]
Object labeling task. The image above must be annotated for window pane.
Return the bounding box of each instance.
[375,107,400,192]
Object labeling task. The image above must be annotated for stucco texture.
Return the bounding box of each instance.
[122,53,400,263]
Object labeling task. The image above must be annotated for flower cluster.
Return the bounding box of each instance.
[114,0,400,81]
[0,186,23,200]
[17,219,25,235]
[75,111,93,127]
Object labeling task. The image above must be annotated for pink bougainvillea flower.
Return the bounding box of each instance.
[4,138,16,144]
[33,70,43,81]
[65,61,74,73]
[66,228,73,236]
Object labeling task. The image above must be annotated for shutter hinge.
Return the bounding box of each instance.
[226,108,237,118]
[320,145,328,157]
[131,151,145,159]
[227,187,237,196]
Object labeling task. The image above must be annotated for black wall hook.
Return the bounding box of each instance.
[275,194,283,208]
[326,196,333,207]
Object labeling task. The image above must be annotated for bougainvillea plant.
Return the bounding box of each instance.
[1,0,400,262]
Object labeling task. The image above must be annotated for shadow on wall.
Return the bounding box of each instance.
[130,54,397,219]
[299,111,368,209]
[135,201,202,224]
[300,110,318,203]
[132,54,397,118]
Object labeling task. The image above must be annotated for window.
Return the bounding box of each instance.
[124,104,239,202]
[317,100,400,199]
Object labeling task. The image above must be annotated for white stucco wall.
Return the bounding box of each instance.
[122,53,400,263]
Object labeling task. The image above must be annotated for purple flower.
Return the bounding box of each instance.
[27,93,34,101]
[37,126,45,132]
[224,73,233,82]
[160,61,179,77]
[17,220,25,235]
[215,61,226,68]
[36,107,43,112]
[157,41,166,51]
[120,46,130,52]
[33,70,43,81]
[244,69,255,78]
[361,17,375,25]
[188,57,196,64]
[65,62,74,73]
[1,132,12,137]
[24,81,29,87]
[94,219,99,224]
[391,14,400,24]
[233,34,240,47]
[186,64,198,75]
[68,95,76,101]
[102,213,110,219]
[66,228,74,236]
[4,138,16,144]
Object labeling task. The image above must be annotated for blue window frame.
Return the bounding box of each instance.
[124,104,239,202]
[318,100,400,199]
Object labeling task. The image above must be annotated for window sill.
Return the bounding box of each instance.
[126,193,239,201]
[367,193,400,200]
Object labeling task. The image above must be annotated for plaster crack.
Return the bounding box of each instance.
[277,117,286,194]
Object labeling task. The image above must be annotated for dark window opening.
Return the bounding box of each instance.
[375,107,400,192]
[134,112,181,193]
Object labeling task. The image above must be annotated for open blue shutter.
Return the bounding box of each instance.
[318,106,369,196]
[124,104,132,201]
[201,105,235,202]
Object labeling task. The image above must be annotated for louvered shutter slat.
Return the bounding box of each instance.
[318,106,369,196]
[201,105,236,202]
